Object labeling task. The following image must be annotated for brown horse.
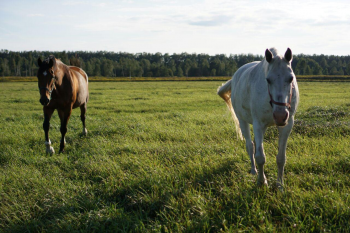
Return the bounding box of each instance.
[37,55,89,154]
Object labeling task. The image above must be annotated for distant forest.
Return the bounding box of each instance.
[1,49,350,77]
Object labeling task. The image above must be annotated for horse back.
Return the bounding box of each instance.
[68,66,89,108]
[232,61,260,98]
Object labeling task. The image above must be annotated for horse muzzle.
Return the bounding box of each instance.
[39,97,50,106]
[273,109,289,126]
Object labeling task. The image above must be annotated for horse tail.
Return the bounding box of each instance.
[217,79,243,140]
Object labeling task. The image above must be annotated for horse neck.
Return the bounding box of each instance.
[53,61,72,91]
[54,61,68,80]
[261,60,270,77]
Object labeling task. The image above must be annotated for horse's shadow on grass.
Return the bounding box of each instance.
[5,155,277,232]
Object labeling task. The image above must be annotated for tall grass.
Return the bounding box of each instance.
[0,81,350,232]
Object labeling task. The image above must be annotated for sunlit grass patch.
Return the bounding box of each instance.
[0,81,350,232]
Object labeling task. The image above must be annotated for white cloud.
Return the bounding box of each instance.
[188,15,233,27]
[1,0,350,55]
[27,13,44,17]
[62,1,86,6]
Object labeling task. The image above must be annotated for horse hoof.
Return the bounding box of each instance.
[276,182,284,192]
[250,169,257,175]
[59,149,65,154]
[46,146,55,154]
[82,128,87,136]
[257,179,268,187]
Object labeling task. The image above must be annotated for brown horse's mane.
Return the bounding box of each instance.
[42,55,63,66]
[43,55,69,76]
[42,55,87,83]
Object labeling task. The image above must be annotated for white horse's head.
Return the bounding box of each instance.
[265,48,295,127]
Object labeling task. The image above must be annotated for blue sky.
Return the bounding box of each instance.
[1,0,350,56]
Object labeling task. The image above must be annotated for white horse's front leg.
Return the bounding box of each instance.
[253,122,268,186]
[276,116,294,189]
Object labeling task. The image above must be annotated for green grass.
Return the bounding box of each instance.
[1,81,350,232]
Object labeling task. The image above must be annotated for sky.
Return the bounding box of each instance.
[1,0,350,56]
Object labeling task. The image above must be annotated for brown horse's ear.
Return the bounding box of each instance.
[284,48,292,62]
[265,49,273,63]
[48,58,54,68]
[38,57,42,67]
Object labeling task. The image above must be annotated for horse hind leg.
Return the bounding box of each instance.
[58,108,72,153]
[239,119,257,175]
[80,103,87,136]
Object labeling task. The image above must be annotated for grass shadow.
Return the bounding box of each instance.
[2,156,274,232]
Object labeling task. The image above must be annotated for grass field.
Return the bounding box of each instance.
[2,75,350,82]
[1,81,350,232]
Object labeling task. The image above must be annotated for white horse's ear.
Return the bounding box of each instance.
[284,48,292,62]
[265,49,273,63]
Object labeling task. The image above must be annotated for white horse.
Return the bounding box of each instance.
[217,48,299,188]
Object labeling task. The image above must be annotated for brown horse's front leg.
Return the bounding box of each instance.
[43,107,55,154]
[58,107,72,153]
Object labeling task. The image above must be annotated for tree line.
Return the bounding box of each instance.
[1,49,350,78]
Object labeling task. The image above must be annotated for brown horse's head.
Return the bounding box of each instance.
[37,55,57,106]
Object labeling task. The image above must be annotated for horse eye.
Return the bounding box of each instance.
[288,76,293,83]
[266,78,271,84]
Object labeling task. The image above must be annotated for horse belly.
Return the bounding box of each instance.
[232,82,254,124]
[237,108,253,124]
[73,75,89,108]
[232,98,253,124]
